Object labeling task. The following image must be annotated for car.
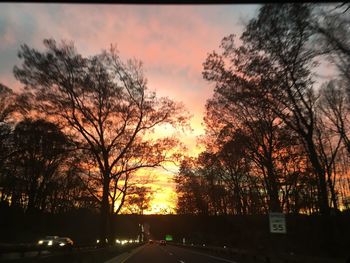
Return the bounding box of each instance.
[149,239,154,244]
[159,240,166,246]
[37,236,74,249]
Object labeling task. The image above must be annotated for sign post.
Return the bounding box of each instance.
[269,212,287,234]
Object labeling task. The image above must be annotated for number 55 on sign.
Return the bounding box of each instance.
[269,212,287,234]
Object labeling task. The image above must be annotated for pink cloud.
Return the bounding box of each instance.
[0,4,260,158]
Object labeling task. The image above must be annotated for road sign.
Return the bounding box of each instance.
[269,212,287,234]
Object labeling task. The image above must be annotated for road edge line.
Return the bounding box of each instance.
[172,245,237,263]
[104,244,145,263]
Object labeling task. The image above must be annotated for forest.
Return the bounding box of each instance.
[176,3,350,216]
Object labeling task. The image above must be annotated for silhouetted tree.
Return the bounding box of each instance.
[217,132,266,214]
[195,3,350,216]
[0,84,17,123]
[0,123,13,203]
[176,158,210,215]
[9,119,71,212]
[13,39,188,243]
[125,186,154,215]
[312,3,350,87]
[240,3,332,214]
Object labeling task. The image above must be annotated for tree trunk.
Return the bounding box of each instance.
[268,179,281,212]
[233,182,242,215]
[305,137,330,215]
[100,174,110,246]
[327,177,338,211]
[27,179,37,213]
[265,158,281,212]
[109,213,116,245]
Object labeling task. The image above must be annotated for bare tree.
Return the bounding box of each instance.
[311,3,350,86]
[176,157,210,215]
[13,39,188,243]
[0,84,14,123]
[318,80,350,153]
[10,119,72,212]
[238,4,331,215]
[125,186,154,215]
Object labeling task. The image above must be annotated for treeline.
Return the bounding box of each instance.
[0,39,188,244]
[0,116,155,215]
[0,117,95,214]
[176,3,350,216]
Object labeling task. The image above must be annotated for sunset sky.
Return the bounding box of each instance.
[0,3,262,213]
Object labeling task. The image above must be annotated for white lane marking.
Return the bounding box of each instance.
[172,246,236,263]
[120,245,146,263]
[179,261,185,263]
[104,244,145,263]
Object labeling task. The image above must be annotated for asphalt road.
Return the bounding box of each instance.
[107,244,238,263]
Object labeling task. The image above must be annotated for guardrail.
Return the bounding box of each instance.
[170,242,347,263]
[0,242,144,262]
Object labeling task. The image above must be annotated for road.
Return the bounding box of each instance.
[106,244,237,263]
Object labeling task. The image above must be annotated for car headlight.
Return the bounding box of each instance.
[38,240,44,245]
[48,240,53,246]
[59,243,65,246]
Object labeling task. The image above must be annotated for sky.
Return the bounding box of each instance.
[0,3,261,214]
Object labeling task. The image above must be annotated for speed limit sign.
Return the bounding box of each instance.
[269,212,287,234]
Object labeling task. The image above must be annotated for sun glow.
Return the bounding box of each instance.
[115,121,205,215]
[145,186,177,214]
[116,167,179,215]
